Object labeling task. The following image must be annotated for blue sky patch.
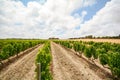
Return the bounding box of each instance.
[18,0,47,6]
[72,0,111,23]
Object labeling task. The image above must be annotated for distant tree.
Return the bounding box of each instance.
[119,34,120,38]
[85,35,93,39]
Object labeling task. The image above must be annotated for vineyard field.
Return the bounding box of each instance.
[0,45,43,80]
[1,0,120,80]
[0,39,120,80]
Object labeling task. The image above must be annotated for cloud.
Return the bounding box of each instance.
[0,0,103,39]
[79,0,120,37]
[82,0,97,7]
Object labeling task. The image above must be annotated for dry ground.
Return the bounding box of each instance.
[70,39,120,44]
[51,42,113,80]
[0,45,43,80]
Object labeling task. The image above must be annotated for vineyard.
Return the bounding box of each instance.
[0,39,45,64]
[54,40,120,79]
[0,39,120,80]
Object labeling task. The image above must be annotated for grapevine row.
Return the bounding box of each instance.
[36,41,52,80]
[54,40,120,78]
[0,39,45,63]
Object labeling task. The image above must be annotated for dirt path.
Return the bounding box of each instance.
[51,42,112,80]
[0,45,43,80]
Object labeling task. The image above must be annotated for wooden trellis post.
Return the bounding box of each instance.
[37,63,41,80]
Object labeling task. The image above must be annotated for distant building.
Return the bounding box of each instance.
[49,37,59,40]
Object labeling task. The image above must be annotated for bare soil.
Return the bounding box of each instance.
[51,42,113,80]
[0,45,43,80]
[71,39,120,44]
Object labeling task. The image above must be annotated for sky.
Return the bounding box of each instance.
[0,0,120,39]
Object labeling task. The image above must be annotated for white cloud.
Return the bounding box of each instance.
[79,0,120,37]
[82,0,97,7]
[0,0,100,39]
